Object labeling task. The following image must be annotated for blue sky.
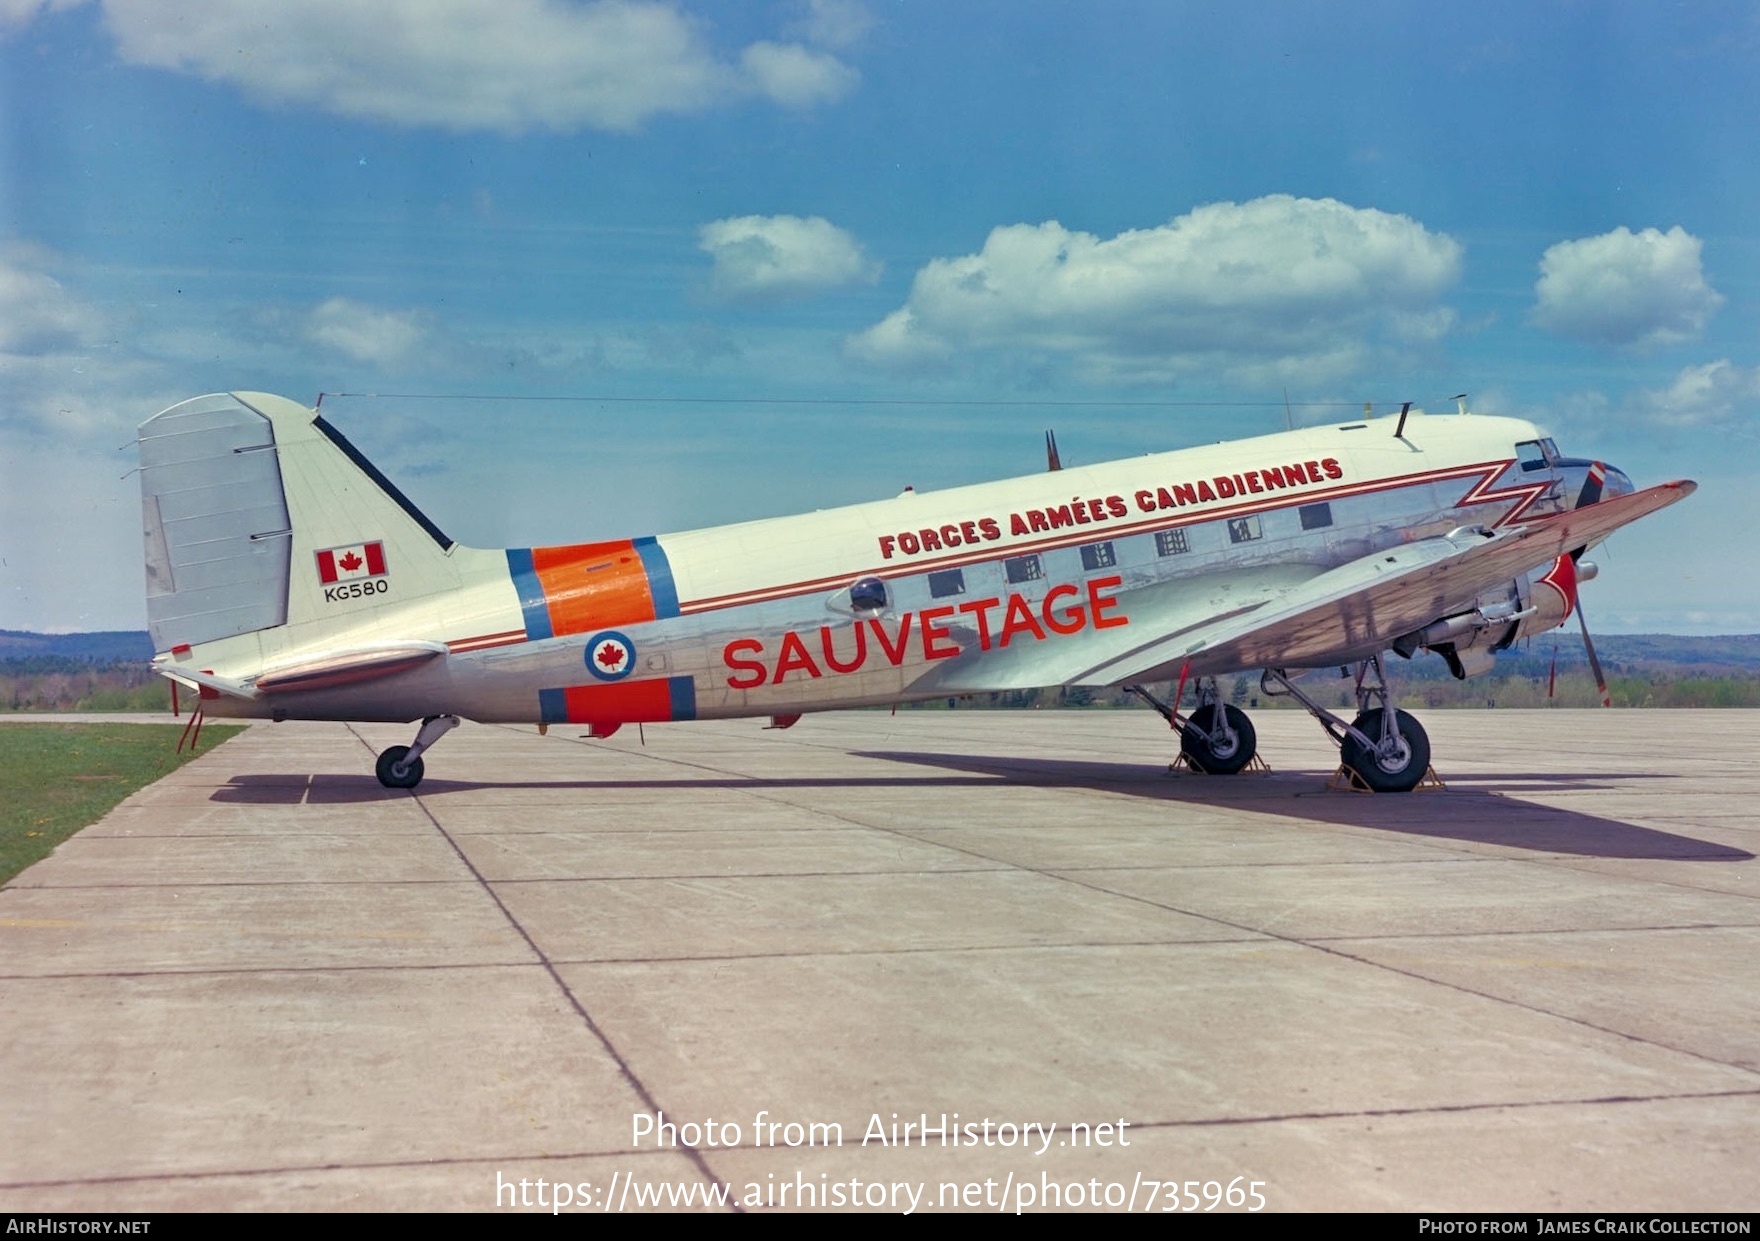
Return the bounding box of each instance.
[2,0,1756,634]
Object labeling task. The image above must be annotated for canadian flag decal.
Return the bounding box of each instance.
[316,541,388,584]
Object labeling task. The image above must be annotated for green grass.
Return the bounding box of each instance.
[0,723,243,885]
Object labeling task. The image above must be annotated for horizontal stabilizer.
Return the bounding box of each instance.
[252,642,447,694]
[153,641,446,698]
[154,665,260,701]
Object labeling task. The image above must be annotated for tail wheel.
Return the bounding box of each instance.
[1181,703,1257,775]
[376,745,424,790]
[1339,708,1430,793]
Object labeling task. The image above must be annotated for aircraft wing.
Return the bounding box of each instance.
[1076,478,1694,684]
[916,479,1694,692]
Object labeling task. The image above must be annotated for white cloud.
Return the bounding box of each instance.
[0,0,82,30]
[0,430,155,630]
[0,251,105,355]
[738,41,858,108]
[87,0,857,133]
[304,298,428,365]
[787,0,875,50]
[847,196,1463,385]
[699,214,878,300]
[0,0,47,28]
[0,250,156,443]
[1531,225,1723,349]
[1627,360,1760,427]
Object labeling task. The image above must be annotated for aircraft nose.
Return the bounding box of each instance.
[1603,464,1634,498]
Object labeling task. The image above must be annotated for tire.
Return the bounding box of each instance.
[376,745,424,790]
[1181,703,1257,775]
[1339,708,1430,793]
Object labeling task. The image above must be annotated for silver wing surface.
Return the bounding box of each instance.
[916,479,1694,692]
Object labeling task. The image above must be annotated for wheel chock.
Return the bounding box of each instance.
[1166,752,1274,777]
[1325,763,1445,793]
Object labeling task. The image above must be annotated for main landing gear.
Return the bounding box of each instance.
[375,714,459,790]
[1129,654,1434,793]
[1262,654,1433,793]
[1125,677,1259,775]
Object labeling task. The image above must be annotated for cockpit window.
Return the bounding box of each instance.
[1515,440,1551,472]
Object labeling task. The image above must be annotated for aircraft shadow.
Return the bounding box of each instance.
[209,772,1010,805]
[211,773,415,805]
[849,751,1754,862]
[208,762,1751,862]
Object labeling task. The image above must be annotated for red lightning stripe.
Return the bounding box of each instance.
[1450,459,1557,527]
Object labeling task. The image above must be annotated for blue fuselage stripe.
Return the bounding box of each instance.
[505,548,553,641]
[633,536,681,619]
[668,675,697,721]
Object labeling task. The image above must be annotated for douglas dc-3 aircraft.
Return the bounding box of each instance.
[138,392,1693,792]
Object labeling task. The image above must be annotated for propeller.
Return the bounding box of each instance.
[1568,461,1611,707]
[1575,460,1606,510]
[1576,592,1612,708]
[1045,429,1063,472]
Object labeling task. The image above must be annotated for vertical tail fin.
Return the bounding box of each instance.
[139,392,466,654]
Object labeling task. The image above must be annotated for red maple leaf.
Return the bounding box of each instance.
[596,642,625,669]
[338,550,363,572]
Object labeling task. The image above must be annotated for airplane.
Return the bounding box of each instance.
[137,392,1694,793]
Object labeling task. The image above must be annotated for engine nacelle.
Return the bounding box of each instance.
[1392,556,1595,679]
[1505,556,1596,645]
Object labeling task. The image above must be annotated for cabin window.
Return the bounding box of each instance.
[848,576,888,616]
[1155,528,1189,557]
[1227,515,1262,544]
[928,569,966,598]
[1004,554,1043,584]
[1080,542,1117,571]
[1299,502,1333,531]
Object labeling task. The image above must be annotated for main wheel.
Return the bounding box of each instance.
[376,744,424,790]
[1181,703,1257,775]
[1339,708,1430,792]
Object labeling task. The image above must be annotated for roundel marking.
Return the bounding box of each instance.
[585,630,636,681]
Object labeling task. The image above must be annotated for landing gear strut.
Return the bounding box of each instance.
[1261,654,1432,793]
[1126,676,1259,775]
[376,714,459,790]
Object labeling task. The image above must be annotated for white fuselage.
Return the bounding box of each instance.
[167,404,1576,728]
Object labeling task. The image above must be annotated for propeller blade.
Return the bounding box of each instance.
[1567,462,1607,562]
[1575,595,1612,708]
[1045,430,1063,472]
[1575,460,1606,509]
[1547,644,1557,700]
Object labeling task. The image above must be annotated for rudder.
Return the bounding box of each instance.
[140,394,293,652]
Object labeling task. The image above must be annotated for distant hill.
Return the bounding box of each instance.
[1589,633,1760,671]
[0,630,155,662]
[1403,632,1760,679]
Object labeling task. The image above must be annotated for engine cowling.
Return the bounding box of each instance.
[1393,555,1596,679]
